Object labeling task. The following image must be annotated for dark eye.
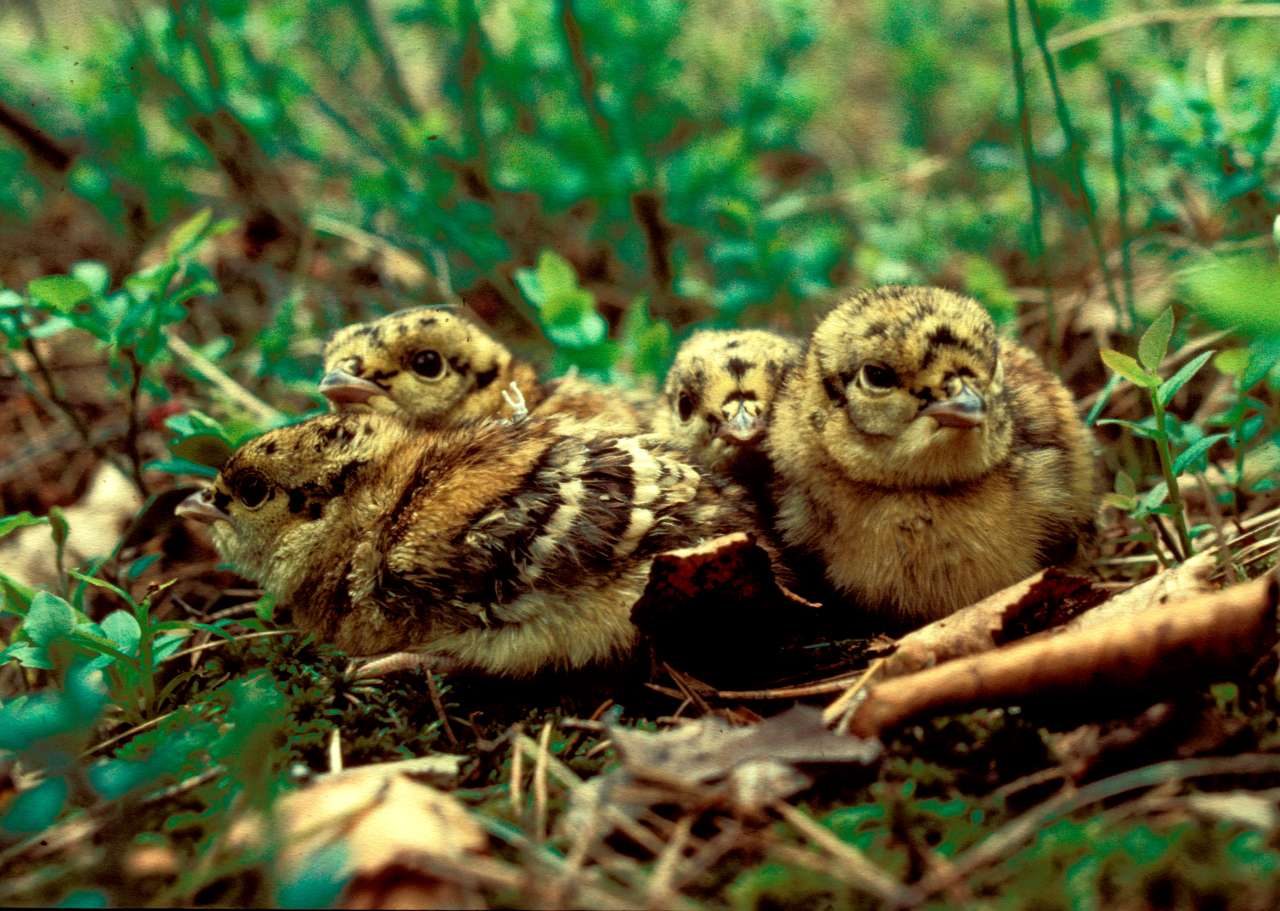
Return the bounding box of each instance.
[410,350,444,379]
[677,392,695,422]
[861,363,899,390]
[234,472,270,509]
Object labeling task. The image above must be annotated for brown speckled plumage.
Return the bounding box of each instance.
[182,412,757,676]
[766,286,1097,625]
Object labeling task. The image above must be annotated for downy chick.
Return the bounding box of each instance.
[320,307,645,433]
[652,329,802,473]
[176,411,755,676]
[767,285,1097,626]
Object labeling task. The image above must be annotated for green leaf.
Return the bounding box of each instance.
[70,261,111,296]
[1172,433,1229,475]
[167,208,213,259]
[1213,348,1250,377]
[1102,493,1137,511]
[1099,349,1158,389]
[170,433,235,469]
[1138,481,1169,513]
[1114,470,1136,498]
[1096,418,1163,441]
[1138,307,1174,371]
[1085,373,1123,426]
[27,276,93,313]
[48,505,68,558]
[1157,350,1216,407]
[1,572,36,617]
[0,511,47,540]
[1,775,69,834]
[24,591,77,646]
[100,610,142,656]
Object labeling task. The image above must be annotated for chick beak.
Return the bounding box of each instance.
[923,385,986,429]
[319,370,384,406]
[175,488,231,524]
[717,401,764,445]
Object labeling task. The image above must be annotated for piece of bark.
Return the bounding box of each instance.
[878,568,1105,678]
[848,573,1278,739]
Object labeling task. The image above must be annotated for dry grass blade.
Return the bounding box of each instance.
[533,720,553,843]
[775,802,910,904]
[821,658,885,730]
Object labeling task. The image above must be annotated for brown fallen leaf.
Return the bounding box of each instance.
[566,706,881,841]
[876,568,1105,678]
[847,573,1278,739]
[1066,550,1216,630]
[610,705,880,810]
[228,759,486,909]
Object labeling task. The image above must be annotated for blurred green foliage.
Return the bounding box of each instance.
[1,1,1279,907]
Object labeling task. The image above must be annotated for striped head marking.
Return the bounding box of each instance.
[806,286,1012,485]
[657,329,801,467]
[320,308,512,425]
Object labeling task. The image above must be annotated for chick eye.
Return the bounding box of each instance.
[860,363,899,390]
[234,472,270,509]
[410,349,445,379]
[677,392,695,422]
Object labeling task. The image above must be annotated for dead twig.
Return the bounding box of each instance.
[849,573,1278,739]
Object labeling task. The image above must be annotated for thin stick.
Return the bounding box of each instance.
[1108,71,1137,329]
[1024,0,1122,322]
[1006,0,1056,366]
[425,671,459,747]
[164,629,295,663]
[164,332,284,425]
[509,723,525,815]
[822,658,886,728]
[533,720,553,843]
[647,815,693,906]
[1048,4,1280,54]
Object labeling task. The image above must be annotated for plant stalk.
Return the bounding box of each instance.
[1150,392,1194,559]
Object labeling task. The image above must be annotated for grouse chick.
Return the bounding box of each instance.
[176,411,755,676]
[766,285,1097,626]
[651,329,802,472]
[321,307,645,433]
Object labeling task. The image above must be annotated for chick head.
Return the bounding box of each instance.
[655,329,801,467]
[320,308,514,426]
[175,412,402,582]
[800,286,1012,487]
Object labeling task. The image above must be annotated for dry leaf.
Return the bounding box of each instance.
[610,705,880,808]
[848,573,1278,739]
[1067,551,1216,630]
[879,568,1104,678]
[228,760,486,909]
[632,532,820,683]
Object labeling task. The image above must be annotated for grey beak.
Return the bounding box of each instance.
[319,370,384,406]
[717,401,764,445]
[175,489,231,524]
[923,385,986,429]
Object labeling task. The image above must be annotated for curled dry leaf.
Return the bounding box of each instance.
[1066,550,1216,630]
[877,568,1105,678]
[848,573,1278,739]
[227,759,485,910]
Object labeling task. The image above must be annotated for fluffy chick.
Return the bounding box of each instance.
[767,285,1097,626]
[651,329,802,472]
[176,411,755,676]
[321,307,645,433]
